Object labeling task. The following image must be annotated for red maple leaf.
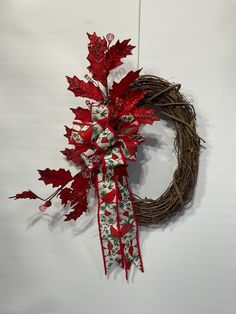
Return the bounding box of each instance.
[131,107,159,125]
[66,76,104,101]
[107,39,135,71]
[38,168,73,187]
[9,190,39,200]
[87,32,108,85]
[109,69,141,100]
[70,107,91,122]
[59,187,72,206]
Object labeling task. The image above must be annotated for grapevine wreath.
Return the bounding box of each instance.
[11,32,204,280]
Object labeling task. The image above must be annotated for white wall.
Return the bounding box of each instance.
[0,1,235,313]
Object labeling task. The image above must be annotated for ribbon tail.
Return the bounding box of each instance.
[95,169,144,280]
[115,175,144,280]
[95,171,123,274]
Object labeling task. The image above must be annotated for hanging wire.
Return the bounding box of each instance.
[137,0,142,69]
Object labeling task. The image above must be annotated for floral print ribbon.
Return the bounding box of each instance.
[70,104,144,278]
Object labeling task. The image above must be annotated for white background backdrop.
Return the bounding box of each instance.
[1,1,236,313]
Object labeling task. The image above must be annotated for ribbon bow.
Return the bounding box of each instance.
[70,104,144,279]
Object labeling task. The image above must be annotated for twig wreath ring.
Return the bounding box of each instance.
[10,32,204,280]
[131,75,204,226]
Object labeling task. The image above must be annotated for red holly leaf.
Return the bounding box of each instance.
[64,126,72,142]
[9,190,39,200]
[70,107,91,122]
[114,90,145,118]
[60,188,72,206]
[63,172,90,214]
[66,76,104,101]
[64,207,86,221]
[131,107,159,125]
[61,146,88,164]
[87,32,108,85]
[71,172,90,195]
[107,39,135,71]
[109,69,141,100]
[38,168,73,187]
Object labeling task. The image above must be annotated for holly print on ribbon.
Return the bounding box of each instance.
[10,32,159,280]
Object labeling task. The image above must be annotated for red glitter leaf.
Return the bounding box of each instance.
[71,173,90,195]
[107,39,135,71]
[61,147,87,164]
[70,107,91,122]
[60,188,72,206]
[64,199,88,221]
[109,69,141,100]
[114,90,145,118]
[38,168,73,188]
[87,32,108,85]
[66,76,104,101]
[131,107,160,125]
[64,126,72,142]
[9,190,39,200]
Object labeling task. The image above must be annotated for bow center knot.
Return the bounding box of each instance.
[95,127,115,152]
